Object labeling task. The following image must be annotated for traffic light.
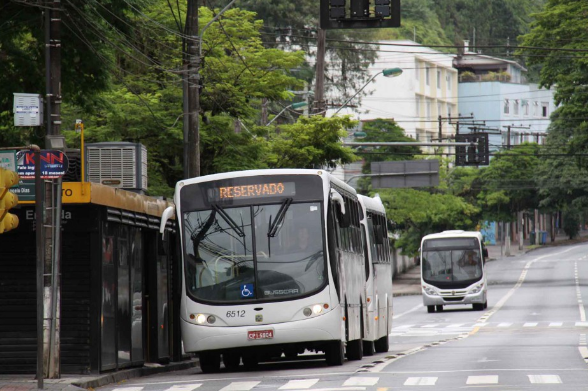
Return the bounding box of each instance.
[0,167,19,233]
[455,133,490,166]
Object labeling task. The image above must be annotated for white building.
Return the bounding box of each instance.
[327,40,459,146]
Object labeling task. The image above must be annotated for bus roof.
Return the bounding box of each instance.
[177,168,357,195]
[421,230,483,242]
[358,194,385,215]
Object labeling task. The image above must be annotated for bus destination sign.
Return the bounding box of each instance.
[208,182,296,201]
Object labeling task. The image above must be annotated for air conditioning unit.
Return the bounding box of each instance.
[85,142,147,194]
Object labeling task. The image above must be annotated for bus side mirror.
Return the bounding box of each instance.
[160,206,175,239]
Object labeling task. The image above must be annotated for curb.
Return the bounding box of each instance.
[74,360,199,389]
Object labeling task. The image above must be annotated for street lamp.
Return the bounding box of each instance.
[266,102,308,126]
[332,67,403,116]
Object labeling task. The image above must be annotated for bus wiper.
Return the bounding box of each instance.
[268,198,292,237]
[212,204,245,237]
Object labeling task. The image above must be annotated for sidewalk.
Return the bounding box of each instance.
[391,229,588,297]
[0,360,199,391]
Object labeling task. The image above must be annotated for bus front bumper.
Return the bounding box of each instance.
[181,306,342,353]
[422,289,486,306]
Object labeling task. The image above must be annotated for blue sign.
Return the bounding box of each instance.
[17,150,69,179]
[240,284,254,298]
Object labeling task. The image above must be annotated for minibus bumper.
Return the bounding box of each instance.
[422,289,486,306]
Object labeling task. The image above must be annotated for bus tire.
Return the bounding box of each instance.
[222,353,241,371]
[326,341,344,365]
[363,340,375,356]
[435,305,443,312]
[374,334,389,353]
[199,351,221,373]
[427,305,435,313]
[346,338,363,360]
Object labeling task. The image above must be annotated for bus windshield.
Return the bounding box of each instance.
[422,238,483,287]
[183,202,325,303]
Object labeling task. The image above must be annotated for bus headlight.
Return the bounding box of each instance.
[469,283,484,294]
[196,314,207,324]
[207,315,216,324]
[303,304,327,317]
[422,285,438,296]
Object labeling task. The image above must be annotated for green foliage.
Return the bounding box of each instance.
[265,116,359,169]
[562,206,581,240]
[377,188,479,255]
[476,143,541,221]
[519,0,588,171]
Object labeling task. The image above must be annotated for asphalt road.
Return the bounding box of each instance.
[98,242,588,390]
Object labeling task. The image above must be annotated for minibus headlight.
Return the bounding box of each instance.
[303,308,312,317]
[196,314,207,324]
[469,283,484,294]
[422,285,438,296]
[207,315,216,324]
[312,304,323,314]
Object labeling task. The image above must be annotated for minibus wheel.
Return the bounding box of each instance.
[427,305,435,313]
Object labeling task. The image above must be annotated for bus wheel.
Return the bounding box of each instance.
[363,340,375,356]
[242,353,259,370]
[346,338,363,360]
[435,305,443,312]
[427,305,435,313]
[325,341,344,366]
[374,334,389,353]
[473,303,484,311]
[199,351,221,373]
[222,353,241,371]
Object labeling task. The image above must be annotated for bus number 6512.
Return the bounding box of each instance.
[226,310,245,318]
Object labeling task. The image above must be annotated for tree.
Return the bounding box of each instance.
[265,115,359,169]
[519,0,588,165]
[378,188,479,255]
[476,143,541,222]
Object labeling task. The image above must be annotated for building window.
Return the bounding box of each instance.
[533,101,539,116]
[447,104,452,118]
[447,74,452,91]
[425,67,430,86]
[542,102,549,117]
[415,60,419,80]
[437,102,442,118]
[416,97,421,117]
[514,100,519,115]
[504,99,510,115]
[426,99,432,120]
[437,70,441,89]
[523,100,529,116]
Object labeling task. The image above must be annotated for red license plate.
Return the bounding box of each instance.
[248,329,274,340]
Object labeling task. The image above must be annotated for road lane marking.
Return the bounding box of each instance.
[114,388,143,391]
[220,381,260,391]
[279,379,319,389]
[343,377,379,386]
[404,377,437,385]
[528,375,562,384]
[166,385,202,391]
[477,246,581,325]
[466,375,498,385]
[549,322,563,327]
[523,322,537,327]
[497,323,511,328]
[393,304,423,320]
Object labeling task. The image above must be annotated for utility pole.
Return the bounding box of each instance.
[185,0,199,178]
[502,124,531,149]
[44,0,63,379]
[313,28,326,115]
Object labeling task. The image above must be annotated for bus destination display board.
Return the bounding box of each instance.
[207,182,296,201]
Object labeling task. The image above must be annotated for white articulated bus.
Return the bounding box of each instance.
[160,169,371,372]
[420,230,488,313]
[358,194,393,355]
